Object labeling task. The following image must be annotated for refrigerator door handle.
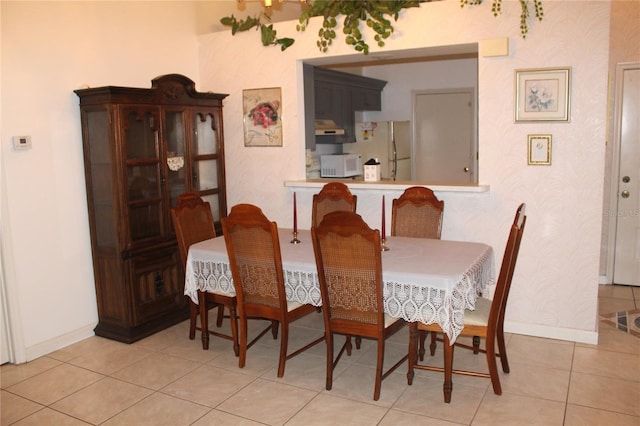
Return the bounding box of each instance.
[392,142,398,181]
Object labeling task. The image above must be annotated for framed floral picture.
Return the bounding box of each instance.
[515,67,571,122]
[527,134,552,165]
[242,87,283,146]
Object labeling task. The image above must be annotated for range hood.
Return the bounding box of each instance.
[315,119,345,136]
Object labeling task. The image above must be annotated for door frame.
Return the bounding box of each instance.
[605,62,640,284]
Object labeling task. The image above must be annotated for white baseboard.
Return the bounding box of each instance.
[23,323,96,363]
[505,320,598,345]
[599,275,611,285]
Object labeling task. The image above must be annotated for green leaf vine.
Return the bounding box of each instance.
[220,14,295,51]
[220,0,544,55]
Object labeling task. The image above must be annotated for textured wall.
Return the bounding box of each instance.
[199,0,613,342]
[1,1,201,360]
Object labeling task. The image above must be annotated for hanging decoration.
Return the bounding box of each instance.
[221,0,544,55]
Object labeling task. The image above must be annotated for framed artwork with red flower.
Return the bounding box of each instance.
[242,87,283,146]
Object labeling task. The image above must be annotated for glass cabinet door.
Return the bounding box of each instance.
[85,108,116,248]
[122,106,163,245]
[192,110,225,224]
[164,109,188,209]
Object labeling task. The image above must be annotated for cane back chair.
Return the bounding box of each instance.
[312,210,408,401]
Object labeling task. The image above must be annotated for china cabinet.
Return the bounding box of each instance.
[75,74,228,343]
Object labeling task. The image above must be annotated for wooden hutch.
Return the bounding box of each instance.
[75,74,228,343]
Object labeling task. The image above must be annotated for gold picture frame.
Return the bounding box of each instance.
[528,134,552,165]
[515,67,571,122]
[242,87,283,147]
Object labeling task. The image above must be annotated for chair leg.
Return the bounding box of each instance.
[238,316,248,369]
[497,323,510,373]
[271,320,279,339]
[189,299,198,340]
[429,331,438,356]
[473,336,481,354]
[229,304,239,357]
[216,305,224,327]
[198,292,210,350]
[486,335,502,395]
[407,323,418,385]
[355,336,362,350]
[277,323,289,378]
[443,334,454,403]
[326,333,334,391]
[373,338,384,401]
[345,335,353,356]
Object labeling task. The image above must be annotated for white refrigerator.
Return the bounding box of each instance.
[344,121,412,181]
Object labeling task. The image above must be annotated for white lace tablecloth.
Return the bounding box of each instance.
[185,228,495,343]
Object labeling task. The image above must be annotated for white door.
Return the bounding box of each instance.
[613,65,640,286]
[413,89,476,183]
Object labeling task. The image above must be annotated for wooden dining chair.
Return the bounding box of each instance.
[312,182,357,227]
[171,192,239,355]
[391,186,444,238]
[222,203,325,377]
[312,210,408,401]
[391,186,444,357]
[407,203,526,403]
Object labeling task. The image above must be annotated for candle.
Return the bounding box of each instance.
[381,195,386,240]
[293,192,298,233]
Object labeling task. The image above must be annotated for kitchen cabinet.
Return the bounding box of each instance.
[75,74,228,343]
[314,79,353,142]
[305,66,387,148]
[351,87,383,111]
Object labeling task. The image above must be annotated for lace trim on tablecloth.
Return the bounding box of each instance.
[185,247,494,343]
[383,247,495,341]
[285,270,322,306]
[448,247,496,339]
[185,260,235,304]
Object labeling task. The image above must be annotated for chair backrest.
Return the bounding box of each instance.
[171,192,216,268]
[221,204,286,310]
[311,210,384,327]
[489,203,527,330]
[312,182,357,228]
[391,186,444,238]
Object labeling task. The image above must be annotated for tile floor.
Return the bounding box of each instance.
[2,285,639,426]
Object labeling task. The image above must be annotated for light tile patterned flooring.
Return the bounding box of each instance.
[2,285,639,425]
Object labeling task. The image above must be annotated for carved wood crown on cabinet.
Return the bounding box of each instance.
[75,74,228,343]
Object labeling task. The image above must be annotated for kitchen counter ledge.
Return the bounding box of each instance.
[284,179,490,193]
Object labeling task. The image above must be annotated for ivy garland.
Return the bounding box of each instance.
[220,0,544,55]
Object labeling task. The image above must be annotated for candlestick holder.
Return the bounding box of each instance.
[380,238,389,251]
[290,231,301,244]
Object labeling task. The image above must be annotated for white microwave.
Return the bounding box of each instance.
[320,154,362,178]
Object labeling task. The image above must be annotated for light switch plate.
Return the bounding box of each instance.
[12,135,32,150]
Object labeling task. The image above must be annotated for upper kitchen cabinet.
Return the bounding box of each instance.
[351,86,383,111]
[305,66,387,147]
[75,74,228,343]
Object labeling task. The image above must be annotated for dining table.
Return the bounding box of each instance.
[184,228,495,345]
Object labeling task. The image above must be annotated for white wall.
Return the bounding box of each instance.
[1,1,631,362]
[362,58,479,123]
[199,1,612,343]
[1,1,201,362]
